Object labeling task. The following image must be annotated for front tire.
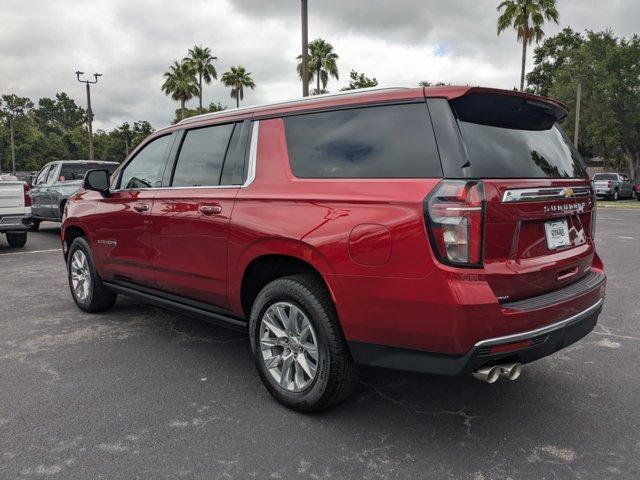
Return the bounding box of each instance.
[6,231,27,248]
[67,237,117,312]
[249,274,358,412]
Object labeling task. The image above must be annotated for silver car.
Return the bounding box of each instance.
[28,160,119,230]
[593,172,635,201]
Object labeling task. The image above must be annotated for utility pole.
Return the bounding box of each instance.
[9,116,16,175]
[573,81,582,148]
[301,0,309,97]
[76,71,102,159]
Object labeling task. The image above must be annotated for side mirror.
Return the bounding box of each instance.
[83,169,110,196]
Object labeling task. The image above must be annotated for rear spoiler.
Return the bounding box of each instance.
[425,86,567,130]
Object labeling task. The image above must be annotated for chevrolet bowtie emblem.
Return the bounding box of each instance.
[562,187,574,198]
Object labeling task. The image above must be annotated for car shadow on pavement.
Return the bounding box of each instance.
[111,295,603,454]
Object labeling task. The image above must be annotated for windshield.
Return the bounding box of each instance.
[593,173,618,180]
[58,163,118,182]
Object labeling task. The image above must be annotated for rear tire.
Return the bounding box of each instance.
[632,188,637,200]
[6,231,27,248]
[67,236,117,312]
[249,274,358,412]
[613,189,619,201]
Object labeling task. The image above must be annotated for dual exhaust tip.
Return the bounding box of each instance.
[472,363,522,383]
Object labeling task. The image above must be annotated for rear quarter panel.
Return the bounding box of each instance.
[227,118,440,321]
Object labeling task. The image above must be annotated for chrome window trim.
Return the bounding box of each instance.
[474,298,604,348]
[109,120,259,193]
[501,186,592,203]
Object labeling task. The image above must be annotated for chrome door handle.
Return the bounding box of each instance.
[199,204,222,215]
[133,203,149,213]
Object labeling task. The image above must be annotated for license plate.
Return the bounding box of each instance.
[545,218,571,250]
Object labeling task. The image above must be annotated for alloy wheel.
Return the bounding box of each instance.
[259,301,319,392]
[70,250,91,301]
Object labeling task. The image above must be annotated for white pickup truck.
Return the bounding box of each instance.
[0,175,31,247]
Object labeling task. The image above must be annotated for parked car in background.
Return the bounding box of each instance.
[62,86,605,411]
[0,175,31,247]
[592,172,635,200]
[28,160,119,230]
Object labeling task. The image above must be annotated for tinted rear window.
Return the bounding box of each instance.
[593,173,617,180]
[451,93,587,179]
[284,103,442,178]
[59,163,118,181]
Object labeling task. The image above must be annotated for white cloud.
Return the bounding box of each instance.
[1,0,638,130]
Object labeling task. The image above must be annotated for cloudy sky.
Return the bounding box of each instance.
[1,0,638,130]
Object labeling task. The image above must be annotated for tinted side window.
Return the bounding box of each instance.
[172,124,235,187]
[284,103,442,178]
[120,135,173,189]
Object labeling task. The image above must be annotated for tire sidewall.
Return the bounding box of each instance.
[249,279,333,409]
[6,231,27,247]
[67,237,96,310]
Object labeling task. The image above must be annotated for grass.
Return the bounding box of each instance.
[596,198,640,209]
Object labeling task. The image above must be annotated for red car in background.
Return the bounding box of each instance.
[61,86,606,411]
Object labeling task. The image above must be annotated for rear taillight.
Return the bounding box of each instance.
[23,184,32,207]
[425,180,484,267]
[607,180,612,188]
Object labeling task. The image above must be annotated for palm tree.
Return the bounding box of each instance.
[184,45,218,111]
[297,38,339,95]
[161,60,199,121]
[220,66,255,108]
[497,0,559,91]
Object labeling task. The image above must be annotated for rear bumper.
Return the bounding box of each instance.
[0,215,30,232]
[349,298,603,375]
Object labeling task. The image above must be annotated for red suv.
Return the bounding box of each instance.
[62,86,606,411]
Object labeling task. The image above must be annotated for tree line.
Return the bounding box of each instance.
[0,92,153,173]
[526,28,640,179]
[3,0,638,178]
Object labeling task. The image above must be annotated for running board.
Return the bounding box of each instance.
[103,281,247,332]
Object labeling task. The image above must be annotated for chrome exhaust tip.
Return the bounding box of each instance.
[472,365,501,384]
[499,363,522,381]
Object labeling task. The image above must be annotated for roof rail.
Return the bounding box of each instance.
[177,86,410,125]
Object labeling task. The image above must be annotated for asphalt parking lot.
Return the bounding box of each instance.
[1,209,638,480]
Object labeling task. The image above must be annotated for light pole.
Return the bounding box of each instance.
[301,0,309,97]
[573,81,582,149]
[76,71,102,159]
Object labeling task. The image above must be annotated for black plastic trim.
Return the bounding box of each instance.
[348,299,602,376]
[103,280,247,332]
[501,270,605,311]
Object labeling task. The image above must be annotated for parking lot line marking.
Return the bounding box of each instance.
[0,248,61,256]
